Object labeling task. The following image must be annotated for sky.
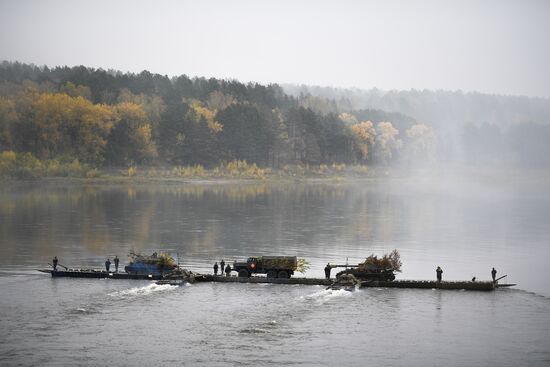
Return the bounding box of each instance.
[1,0,549,98]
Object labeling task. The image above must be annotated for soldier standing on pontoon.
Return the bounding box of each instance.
[436,266,443,282]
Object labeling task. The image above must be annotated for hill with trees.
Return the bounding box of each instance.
[1,61,549,178]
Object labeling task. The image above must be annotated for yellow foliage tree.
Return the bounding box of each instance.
[117,88,166,135]
[374,121,402,165]
[108,102,158,164]
[28,92,114,164]
[59,82,92,100]
[351,121,376,161]
[338,112,358,124]
[190,101,223,133]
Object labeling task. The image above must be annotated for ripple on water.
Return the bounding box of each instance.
[68,306,100,315]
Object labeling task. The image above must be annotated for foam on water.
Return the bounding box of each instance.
[300,288,354,304]
[108,283,176,298]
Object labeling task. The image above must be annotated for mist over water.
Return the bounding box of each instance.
[1,0,549,364]
[1,176,549,366]
[1,174,549,294]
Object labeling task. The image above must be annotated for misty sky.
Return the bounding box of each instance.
[1,0,549,97]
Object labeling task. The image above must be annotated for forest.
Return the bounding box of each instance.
[1,61,549,178]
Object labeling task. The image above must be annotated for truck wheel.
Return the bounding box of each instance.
[277,270,289,279]
[238,269,250,278]
[266,270,277,278]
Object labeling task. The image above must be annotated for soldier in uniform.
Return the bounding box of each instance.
[324,263,332,279]
[491,267,497,282]
[224,264,231,277]
[105,258,111,272]
[220,259,225,274]
[436,266,443,282]
[52,256,58,271]
[213,262,219,275]
[114,256,120,273]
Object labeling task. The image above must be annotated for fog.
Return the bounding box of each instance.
[1,0,550,97]
[2,2,550,364]
[283,84,550,170]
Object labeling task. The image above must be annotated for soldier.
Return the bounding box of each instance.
[52,256,58,271]
[213,262,219,276]
[436,266,443,282]
[324,263,332,279]
[114,256,120,273]
[224,264,231,277]
[491,267,497,282]
[220,259,225,274]
[105,258,111,272]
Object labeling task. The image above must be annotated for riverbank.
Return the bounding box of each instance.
[0,157,375,183]
[2,153,549,187]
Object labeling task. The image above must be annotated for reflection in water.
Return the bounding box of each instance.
[0,182,352,263]
[1,178,550,367]
[1,178,550,296]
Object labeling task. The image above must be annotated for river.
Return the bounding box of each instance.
[1,176,549,366]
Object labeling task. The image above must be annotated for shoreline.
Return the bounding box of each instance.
[1,165,549,187]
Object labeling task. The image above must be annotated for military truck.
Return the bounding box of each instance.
[232,256,298,278]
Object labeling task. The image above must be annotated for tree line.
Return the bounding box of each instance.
[1,61,548,172]
[0,61,440,170]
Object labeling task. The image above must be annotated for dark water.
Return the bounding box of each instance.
[1,177,549,366]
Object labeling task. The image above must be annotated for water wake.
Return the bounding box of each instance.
[108,283,176,298]
[301,288,354,304]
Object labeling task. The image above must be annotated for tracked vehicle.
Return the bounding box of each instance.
[124,252,178,276]
[333,250,402,282]
[335,263,397,281]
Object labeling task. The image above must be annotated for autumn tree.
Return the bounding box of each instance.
[59,82,92,100]
[350,120,376,162]
[106,102,157,165]
[117,88,166,140]
[338,112,358,125]
[374,122,402,165]
[12,92,114,164]
[188,101,223,133]
[405,123,437,163]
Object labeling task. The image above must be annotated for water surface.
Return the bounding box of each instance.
[1,177,549,366]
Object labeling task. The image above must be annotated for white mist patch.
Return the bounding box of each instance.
[301,288,354,304]
[108,283,176,298]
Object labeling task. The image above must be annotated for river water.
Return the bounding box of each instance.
[1,176,549,366]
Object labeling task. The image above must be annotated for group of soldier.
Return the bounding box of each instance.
[52,255,499,282]
[51,255,120,272]
[436,266,498,283]
[213,260,232,276]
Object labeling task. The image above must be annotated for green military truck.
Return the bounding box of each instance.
[232,256,298,279]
